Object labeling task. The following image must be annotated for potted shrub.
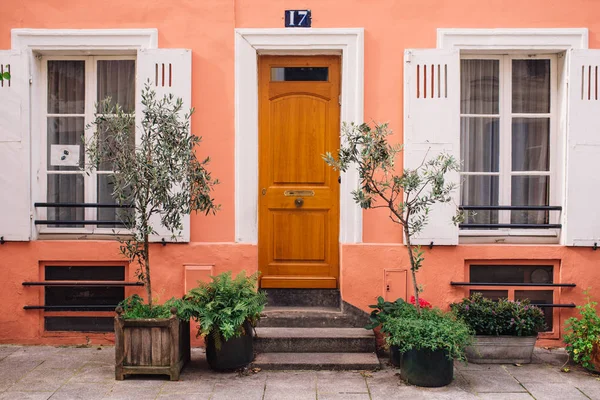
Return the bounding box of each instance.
[366,296,431,367]
[451,293,546,364]
[382,305,472,387]
[564,291,600,372]
[85,83,219,380]
[324,122,470,387]
[185,271,267,371]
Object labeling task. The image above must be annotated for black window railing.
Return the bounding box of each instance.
[458,205,562,229]
[34,202,133,227]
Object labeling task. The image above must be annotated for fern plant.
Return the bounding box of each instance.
[185,271,267,348]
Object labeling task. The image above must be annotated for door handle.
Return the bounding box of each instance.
[295,198,304,208]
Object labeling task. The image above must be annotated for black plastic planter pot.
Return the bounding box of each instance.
[389,345,402,367]
[400,348,453,387]
[205,321,254,371]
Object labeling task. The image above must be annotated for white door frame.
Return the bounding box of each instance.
[234,28,365,244]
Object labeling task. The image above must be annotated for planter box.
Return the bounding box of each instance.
[206,320,254,371]
[114,311,191,380]
[465,335,537,364]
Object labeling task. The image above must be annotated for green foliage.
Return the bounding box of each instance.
[323,122,462,311]
[185,271,267,344]
[365,296,415,330]
[382,306,474,361]
[0,69,10,82]
[450,293,546,336]
[563,291,600,371]
[117,294,194,321]
[85,82,219,307]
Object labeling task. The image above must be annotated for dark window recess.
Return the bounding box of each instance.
[43,266,125,331]
[271,67,328,81]
[45,316,114,332]
[470,265,553,284]
[46,266,125,281]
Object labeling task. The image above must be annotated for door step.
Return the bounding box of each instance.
[254,327,376,353]
[263,289,341,308]
[259,306,368,328]
[251,352,380,371]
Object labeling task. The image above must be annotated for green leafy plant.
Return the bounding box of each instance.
[366,296,415,330]
[185,271,267,348]
[0,68,10,82]
[117,294,195,321]
[563,291,600,371]
[323,122,462,311]
[451,293,546,336]
[85,82,219,309]
[382,307,474,361]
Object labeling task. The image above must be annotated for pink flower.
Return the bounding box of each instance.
[409,296,432,309]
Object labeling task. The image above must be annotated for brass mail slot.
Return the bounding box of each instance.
[284,190,315,197]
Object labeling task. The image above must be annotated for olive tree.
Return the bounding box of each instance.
[323,122,461,312]
[85,82,219,308]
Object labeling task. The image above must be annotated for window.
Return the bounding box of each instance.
[466,262,560,337]
[40,56,135,233]
[43,264,126,332]
[460,55,557,230]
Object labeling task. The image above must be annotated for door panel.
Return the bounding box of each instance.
[259,55,341,289]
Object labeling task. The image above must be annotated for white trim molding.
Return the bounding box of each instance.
[437,28,588,50]
[12,29,158,52]
[234,28,364,244]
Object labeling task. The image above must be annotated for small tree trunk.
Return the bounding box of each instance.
[144,234,152,308]
[404,224,420,314]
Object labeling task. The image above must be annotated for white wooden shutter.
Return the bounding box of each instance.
[403,49,460,246]
[564,49,600,246]
[0,51,31,241]
[136,49,192,242]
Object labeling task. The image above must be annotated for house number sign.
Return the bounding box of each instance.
[285,10,311,27]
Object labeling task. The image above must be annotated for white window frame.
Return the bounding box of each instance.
[10,29,157,240]
[437,28,588,244]
[39,55,136,235]
[460,53,559,240]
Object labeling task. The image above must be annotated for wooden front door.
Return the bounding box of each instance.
[258,55,341,289]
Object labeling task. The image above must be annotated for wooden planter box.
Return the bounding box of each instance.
[114,310,190,381]
[465,335,537,364]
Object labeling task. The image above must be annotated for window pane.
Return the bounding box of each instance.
[45,317,115,332]
[469,290,508,301]
[512,59,550,114]
[97,121,135,171]
[271,67,328,81]
[46,266,125,281]
[461,175,499,226]
[515,290,553,332]
[47,117,84,171]
[460,59,499,114]
[512,118,550,171]
[511,176,549,224]
[97,60,136,113]
[461,117,499,172]
[47,174,85,227]
[470,265,553,284]
[97,174,133,227]
[47,60,85,114]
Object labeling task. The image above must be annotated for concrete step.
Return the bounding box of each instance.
[263,289,341,308]
[251,352,380,371]
[254,327,376,353]
[258,306,368,328]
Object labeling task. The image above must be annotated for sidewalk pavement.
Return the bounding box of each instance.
[0,345,598,400]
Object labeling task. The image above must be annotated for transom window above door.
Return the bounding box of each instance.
[459,55,558,232]
[40,56,135,233]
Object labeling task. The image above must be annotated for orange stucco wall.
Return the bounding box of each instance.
[1,0,600,345]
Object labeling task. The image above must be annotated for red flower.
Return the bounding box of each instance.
[409,296,432,309]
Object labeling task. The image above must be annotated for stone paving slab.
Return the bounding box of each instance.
[0,345,598,399]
